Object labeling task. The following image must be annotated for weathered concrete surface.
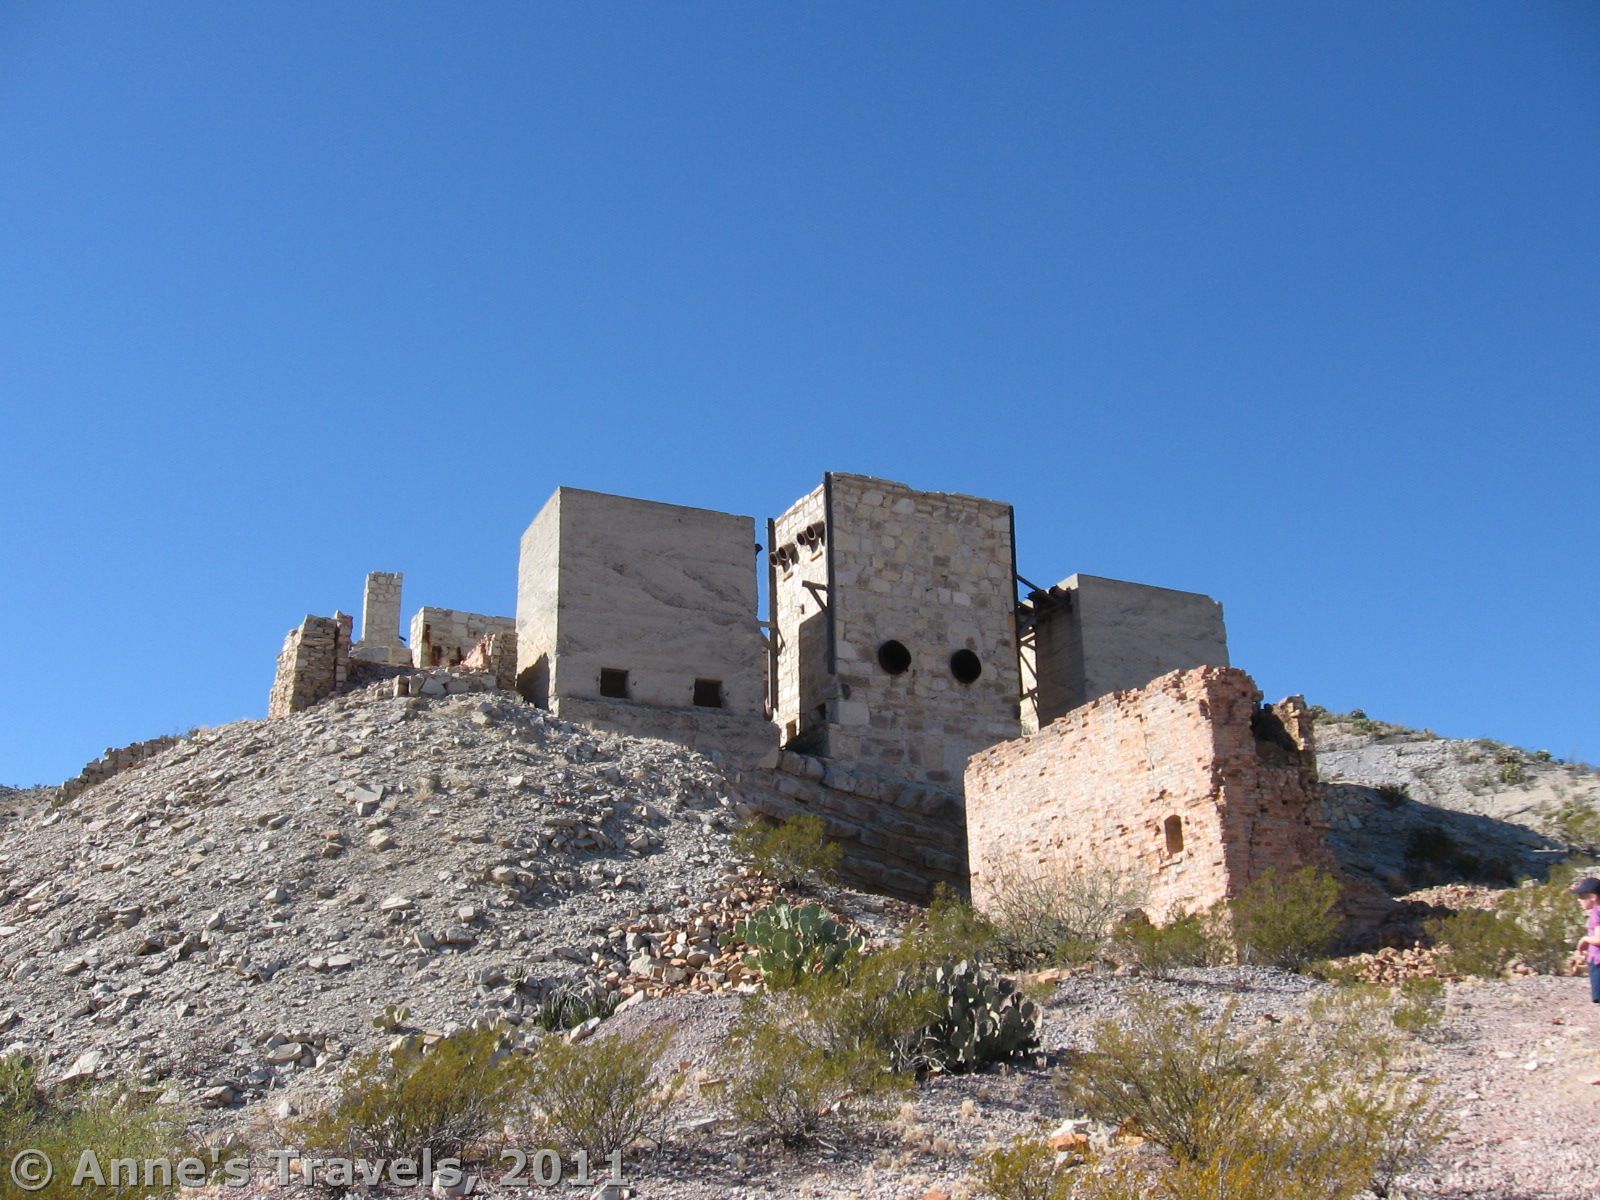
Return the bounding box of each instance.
[517,487,771,761]
[772,473,1020,788]
[966,666,1388,929]
[1023,573,1228,731]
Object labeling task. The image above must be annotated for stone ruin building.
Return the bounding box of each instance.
[267,471,1377,920]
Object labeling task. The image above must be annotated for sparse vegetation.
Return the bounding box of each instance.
[969,1135,1074,1199]
[0,1053,186,1200]
[978,858,1145,967]
[732,812,841,888]
[1224,867,1342,969]
[719,996,905,1144]
[519,1028,684,1162]
[1112,910,1216,977]
[290,1026,527,1162]
[531,982,623,1032]
[1424,867,1596,976]
[1059,996,1451,1200]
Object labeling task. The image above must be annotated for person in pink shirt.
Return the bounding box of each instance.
[1572,876,1600,1005]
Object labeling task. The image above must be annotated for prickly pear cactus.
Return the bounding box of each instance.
[924,959,1039,1071]
[735,902,865,984]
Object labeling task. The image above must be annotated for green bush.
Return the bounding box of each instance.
[1550,799,1600,853]
[978,858,1146,967]
[532,983,621,1032]
[290,1027,526,1162]
[735,902,865,988]
[718,996,905,1145]
[1112,911,1217,978]
[969,1135,1074,1200]
[732,813,841,887]
[519,1029,683,1162]
[1225,867,1342,969]
[1427,872,1588,976]
[1059,997,1450,1199]
[921,960,1039,1072]
[0,1053,184,1200]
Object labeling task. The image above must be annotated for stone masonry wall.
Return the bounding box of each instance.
[459,630,518,692]
[965,666,1375,924]
[822,474,1020,786]
[267,613,352,719]
[770,483,831,750]
[59,735,183,801]
[411,608,515,670]
[735,749,966,900]
[1023,573,1229,730]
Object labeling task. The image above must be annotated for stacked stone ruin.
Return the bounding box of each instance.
[263,472,1372,917]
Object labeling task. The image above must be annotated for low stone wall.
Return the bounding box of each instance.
[411,608,514,670]
[267,613,352,718]
[734,750,966,901]
[59,735,184,801]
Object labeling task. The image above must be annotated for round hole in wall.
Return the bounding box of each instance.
[877,640,912,675]
[950,649,982,684]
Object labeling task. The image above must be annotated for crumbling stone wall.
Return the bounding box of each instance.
[411,608,514,670]
[59,735,183,801]
[268,613,352,718]
[772,473,1020,786]
[459,631,518,692]
[966,666,1373,923]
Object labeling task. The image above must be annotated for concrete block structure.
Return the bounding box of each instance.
[410,607,515,670]
[516,487,772,760]
[771,473,1021,787]
[1021,573,1228,731]
[965,665,1380,925]
[350,572,409,666]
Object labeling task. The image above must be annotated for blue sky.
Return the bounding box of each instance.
[2,3,1596,785]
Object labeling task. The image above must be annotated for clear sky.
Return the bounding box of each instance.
[2,3,1596,786]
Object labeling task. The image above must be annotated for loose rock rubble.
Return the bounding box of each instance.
[0,681,808,1118]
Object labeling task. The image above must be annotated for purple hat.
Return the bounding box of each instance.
[1570,877,1600,897]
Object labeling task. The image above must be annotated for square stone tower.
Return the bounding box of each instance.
[1021,573,1229,730]
[350,571,409,666]
[516,487,772,759]
[770,473,1020,786]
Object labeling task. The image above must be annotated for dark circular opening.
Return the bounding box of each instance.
[950,649,982,684]
[877,640,912,675]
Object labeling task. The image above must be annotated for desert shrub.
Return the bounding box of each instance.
[718,996,905,1144]
[532,982,621,1032]
[1224,867,1341,969]
[0,1053,184,1200]
[1375,783,1411,806]
[1392,978,1447,1035]
[969,1135,1074,1200]
[519,1029,682,1162]
[1112,911,1217,978]
[979,858,1146,967]
[290,1027,526,1162]
[1426,874,1587,976]
[1499,760,1527,785]
[1060,997,1449,1199]
[732,813,840,887]
[1550,799,1600,853]
[735,902,865,987]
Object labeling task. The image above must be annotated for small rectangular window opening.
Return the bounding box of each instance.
[693,678,724,709]
[599,668,629,699]
[1164,815,1185,855]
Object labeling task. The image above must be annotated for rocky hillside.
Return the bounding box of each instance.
[1314,709,1600,893]
[0,683,858,1118]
